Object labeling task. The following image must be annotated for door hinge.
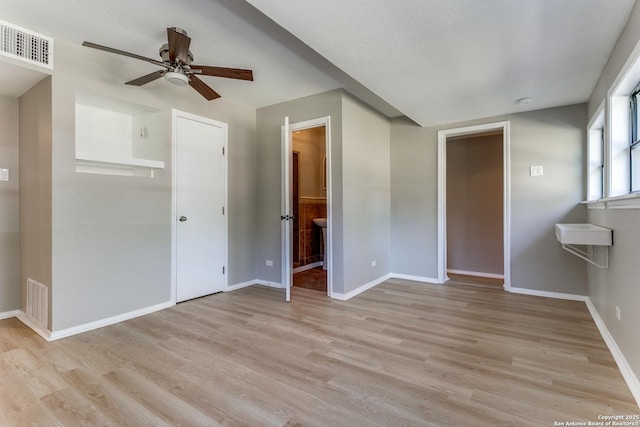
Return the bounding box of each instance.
[222,266,225,274]
[222,146,225,155]
[222,206,225,215]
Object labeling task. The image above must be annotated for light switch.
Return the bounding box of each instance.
[0,168,8,182]
[529,165,544,176]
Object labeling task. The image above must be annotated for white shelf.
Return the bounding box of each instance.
[75,154,164,177]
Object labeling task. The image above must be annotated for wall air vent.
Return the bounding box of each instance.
[26,278,49,330]
[0,19,53,69]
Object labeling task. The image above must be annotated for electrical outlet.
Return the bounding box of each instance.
[616,306,621,321]
[266,260,273,267]
[529,165,544,176]
[371,260,377,267]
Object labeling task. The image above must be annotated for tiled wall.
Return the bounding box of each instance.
[294,199,326,268]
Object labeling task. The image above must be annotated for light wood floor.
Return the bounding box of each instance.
[1,279,637,426]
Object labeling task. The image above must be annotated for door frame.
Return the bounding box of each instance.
[171,109,229,304]
[437,120,511,290]
[282,116,333,298]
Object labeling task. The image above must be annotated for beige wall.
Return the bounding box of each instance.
[446,134,503,275]
[0,94,20,314]
[19,77,53,325]
[292,126,326,199]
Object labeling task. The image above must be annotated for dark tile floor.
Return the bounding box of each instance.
[293,267,327,292]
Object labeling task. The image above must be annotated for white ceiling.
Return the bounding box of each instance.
[0,0,636,126]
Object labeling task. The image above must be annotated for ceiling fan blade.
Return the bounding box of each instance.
[190,65,254,81]
[82,41,167,68]
[125,70,166,86]
[189,75,221,100]
[167,27,191,64]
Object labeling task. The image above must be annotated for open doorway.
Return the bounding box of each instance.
[282,116,332,300]
[291,126,328,292]
[437,121,511,290]
[446,131,503,287]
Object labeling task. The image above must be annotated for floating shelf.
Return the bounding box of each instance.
[75,154,164,177]
[555,223,613,268]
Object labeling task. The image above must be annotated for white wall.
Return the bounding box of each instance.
[46,40,256,331]
[391,104,587,294]
[0,94,20,314]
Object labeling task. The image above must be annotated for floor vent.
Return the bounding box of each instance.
[0,19,53,69]
[26,278,48,329]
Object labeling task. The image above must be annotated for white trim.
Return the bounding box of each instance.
[255,280,284,289]
[437,121,511,290]
[171,109,229,304]
[332,274,391,301]
[585,299,640,407]
[20,303,172,343]
[508,287,588,302]
[293,261,323,274]
[225,280,257,292]
[43,301,175,341]
[16,311,52,341]
[390,273,440,284]
[0,310,19,320]
[446,269,504,280]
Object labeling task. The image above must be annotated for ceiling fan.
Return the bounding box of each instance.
[82,27,254,100]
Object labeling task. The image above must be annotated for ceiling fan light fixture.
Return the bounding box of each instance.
[165,71,189,86]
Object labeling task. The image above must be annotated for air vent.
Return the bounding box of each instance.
[0,19,53,69]
[26,278,49,329]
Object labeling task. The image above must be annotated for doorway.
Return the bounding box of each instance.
[281,117,332,300]
[437,121,511,290]
[172,110,228,303]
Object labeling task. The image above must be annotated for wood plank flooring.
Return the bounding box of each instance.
[1,279,638,426]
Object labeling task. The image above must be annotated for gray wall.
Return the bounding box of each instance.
[0,94,20,313]
[587,0,640,388]
[255,90,343,289]
[391,104,587,294]
[19,78,53,325]
[341,95,390,293]
[255,90,391,295]
[447,134,503,275]
[46,40,256,331]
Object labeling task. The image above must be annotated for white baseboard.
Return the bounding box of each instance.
[225,280,257,292]
[447,269,504,279]
[508,287,588,302]
[46,300,175,341]
[585,299,640,407]
[255,280,284,289]
[293,261,323,274]
[0,309,19,320]
[332,274,391,301]
[390,273,440,284]
[16,311,52,341]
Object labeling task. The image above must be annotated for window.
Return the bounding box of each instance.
[587,108,605,201]
[630,83,640,192]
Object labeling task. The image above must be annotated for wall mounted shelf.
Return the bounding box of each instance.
[555,223,613,268]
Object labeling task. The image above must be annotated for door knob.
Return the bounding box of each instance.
[179,216,187,222]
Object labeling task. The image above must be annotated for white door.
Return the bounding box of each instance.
[281,117,292,301]
[174,111,227,303]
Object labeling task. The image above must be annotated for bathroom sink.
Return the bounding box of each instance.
[555,224,612,246]
[313,218,327,228]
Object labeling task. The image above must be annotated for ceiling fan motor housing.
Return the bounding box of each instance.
[159,43,193,65]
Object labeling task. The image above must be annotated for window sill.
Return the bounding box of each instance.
[582,193,640,210]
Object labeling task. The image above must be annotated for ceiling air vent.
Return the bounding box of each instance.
[0,19,53,69]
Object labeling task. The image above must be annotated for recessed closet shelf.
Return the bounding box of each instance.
[75,153,164,169]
